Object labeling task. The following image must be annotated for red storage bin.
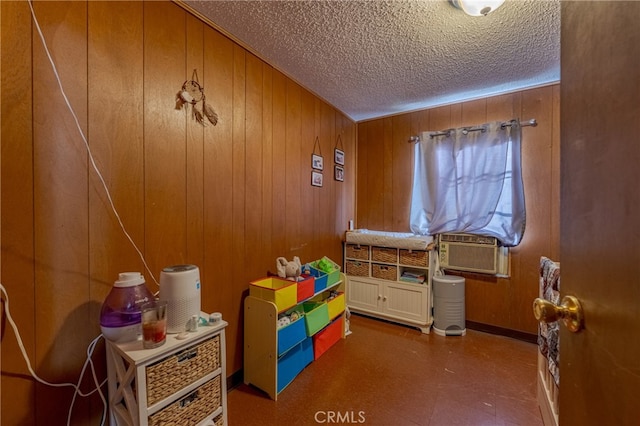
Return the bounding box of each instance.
[296,274,315,302]
[313,316,344,360]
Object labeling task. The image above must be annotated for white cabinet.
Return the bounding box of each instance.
[106,318,228,426]
[345,244,434,333]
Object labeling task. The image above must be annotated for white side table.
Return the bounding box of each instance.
[106,317,228,426]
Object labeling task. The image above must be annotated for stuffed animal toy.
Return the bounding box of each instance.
[276,256,302,281]
[277,316,291,329]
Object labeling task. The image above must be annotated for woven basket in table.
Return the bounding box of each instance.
[213,413,224,426]
[399,249,429,267]
[371,247,397,263]
[148,375,221,426]
[372,264,397,281]
[346,244,369,260]
[146,335,220,406]
[346,260,369,277]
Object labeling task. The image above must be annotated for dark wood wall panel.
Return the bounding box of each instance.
[202,26,234,321]
[185,13,206,273]
[144,2,189,277]
[88,0,146,316]
[87,2,146,419]
[356,86,560,334]
[1,1,36,424]
[1,1,356,423]
[32,1,91,423]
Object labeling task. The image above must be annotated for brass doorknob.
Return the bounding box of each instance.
[533,295,584,333]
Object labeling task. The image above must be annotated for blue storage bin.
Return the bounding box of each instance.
[307,266,328,293]
[277,315,306,356]
[277,337,313,394]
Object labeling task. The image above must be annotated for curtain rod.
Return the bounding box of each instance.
[408,118,537,143]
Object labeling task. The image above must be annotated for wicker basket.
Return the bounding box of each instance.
[148,375,221,426]
[399,249,429,267]
[345,244,369,260]
[146,335,220,406]
[372,264,397,281]
[371,247,397,263]
[214,413,224,426]
[346,260,369,277]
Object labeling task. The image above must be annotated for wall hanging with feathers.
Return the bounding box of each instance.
[176,69,218,126]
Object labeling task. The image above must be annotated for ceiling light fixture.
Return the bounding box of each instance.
[450,0,505,16]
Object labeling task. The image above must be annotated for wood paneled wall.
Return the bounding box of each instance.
[0,1,355,423]
[357,86,561,334]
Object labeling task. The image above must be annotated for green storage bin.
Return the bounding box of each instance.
[302,301,329,336]
[310,257,341,287]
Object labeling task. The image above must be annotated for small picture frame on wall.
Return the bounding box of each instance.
[334,165,344,182]
[312,154,324,171]
[312,171,323,187]
[334,148,345,166]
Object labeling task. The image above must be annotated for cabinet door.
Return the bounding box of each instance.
[346,278,382,313]
[383,282,428,323]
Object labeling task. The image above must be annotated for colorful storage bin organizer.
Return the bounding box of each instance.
[301,301,329,336]
[277,337,313,394]
[309,257,341,287]
[249,277,297,312]
[313,316,344,360]
[296,274,315,302]
[277,314,307,356]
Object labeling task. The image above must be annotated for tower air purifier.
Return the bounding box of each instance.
[159,264,202,334]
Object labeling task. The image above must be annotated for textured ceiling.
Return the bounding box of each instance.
[180,0,560,122]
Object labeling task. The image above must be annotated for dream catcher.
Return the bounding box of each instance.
[176,69,218,126]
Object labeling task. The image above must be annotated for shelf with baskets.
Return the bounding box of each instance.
[105,318,228,426]
[344,243,434,333]
[244,264,346,400]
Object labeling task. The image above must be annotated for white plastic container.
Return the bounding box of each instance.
[159,264,202,334]
[433,275,466,336]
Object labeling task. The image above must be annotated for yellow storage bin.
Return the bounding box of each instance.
[327,292,345,320]
[312,291,345,321]
[249,277,297,312]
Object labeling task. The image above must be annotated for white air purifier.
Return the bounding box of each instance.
[159,264,201,334]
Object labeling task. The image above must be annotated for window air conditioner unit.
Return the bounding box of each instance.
[438,233,509,275]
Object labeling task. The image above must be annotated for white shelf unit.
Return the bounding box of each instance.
[344,243,434,333]
[106,318,228,426]
[244,275,346,400]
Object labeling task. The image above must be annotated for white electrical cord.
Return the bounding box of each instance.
[25,0,158,287]
[0,284,107,425]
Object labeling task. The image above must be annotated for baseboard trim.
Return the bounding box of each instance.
[466,320,537,344]
[227,368,244,391]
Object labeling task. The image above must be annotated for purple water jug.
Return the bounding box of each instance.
[99,272,155,343]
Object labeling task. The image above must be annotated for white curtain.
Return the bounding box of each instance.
[409,120,525,247]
